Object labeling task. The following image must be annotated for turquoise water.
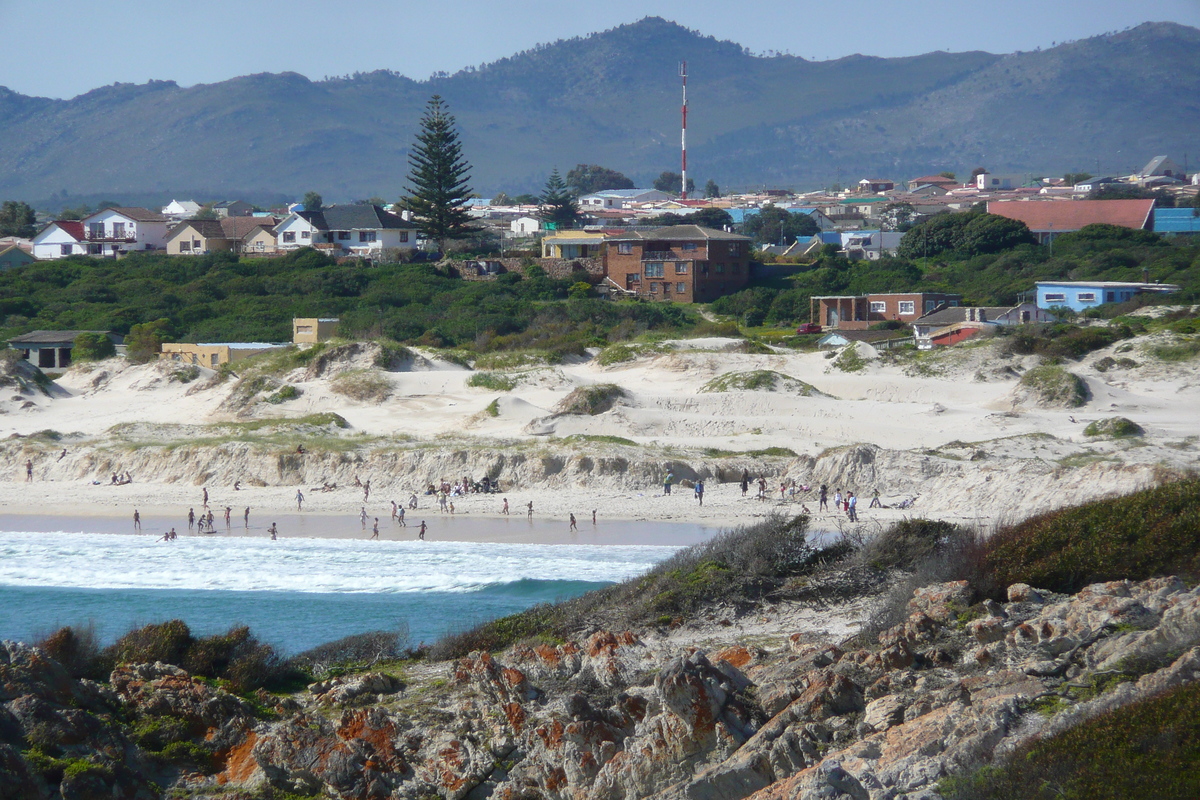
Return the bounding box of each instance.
[0,519,714,653]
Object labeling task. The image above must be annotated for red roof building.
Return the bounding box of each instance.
[987,199,1155,243]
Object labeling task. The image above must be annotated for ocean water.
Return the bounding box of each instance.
[0,522,710,653]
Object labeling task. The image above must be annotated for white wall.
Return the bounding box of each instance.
[31,225,82,259]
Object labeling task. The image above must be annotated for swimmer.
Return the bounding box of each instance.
[592,509,597,525]
[268,522,278,540]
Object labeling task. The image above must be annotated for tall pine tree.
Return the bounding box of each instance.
[405,95,477,252]
[538,168,579,230]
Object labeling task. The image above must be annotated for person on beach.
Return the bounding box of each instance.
[448,502,455,515]
[592,509,597,525]
[224,507,231,526]
[296,490,304,511]
[202,487,209,507]
[758,477,768,501]
[570,513,578,531]
[363,480,371,501]
[438,491,448,513]
[133,509,141,530]
[408,493,418,510]
[663,470,674,495]
[25,459,32,481]
[58,449,66,461]
[819,484,828,511]
[371,518,379,539]
[870,490,882,509]
[502,498,509,515]
[243,507,250,527]
[207,510,214,529]
[848,492,858,521]
[188,508,195,530]
[268,522,277,539]
[696,479,705,506]
[391,500,398,521]
[397,506,406,527]
[234,480,241,491]
[740,469,750,497]
[527,500,533,518]
[418,520,427,540]
[297,444,306,455]
[843,494,850,514]
[360,507,368,528]
[834,489,842,511]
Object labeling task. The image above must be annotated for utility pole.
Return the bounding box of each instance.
[680,61,688,200]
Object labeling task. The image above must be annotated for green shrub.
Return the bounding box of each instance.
[168,365,201,384]
[831,345,868,372]
[700,370,820,395]
[940,681,1200,800]
[1083,417,1144,438]
[1147,339,1200,362]
[265,385,301,404]
[978,478,1200,596]
[554,383,626,415]
[330,369,392,403]
[71,332,115,362]
[1093,356,1139,372]
[467,372,518,391]
[485,398,500,417]
[1018,363,1088,407]
[373,339,412,369]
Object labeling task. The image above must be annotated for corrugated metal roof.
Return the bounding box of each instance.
[1153,207,1200,234]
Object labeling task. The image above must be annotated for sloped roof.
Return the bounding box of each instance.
[909,175,958,185]
[297,204,415,231]
[44,220,85,241]
[0,245,35,262]
[606,224,749,242]
[168,219,226,239]
[914,306,1014,326]
[9,330,111,345]
[108,207,168,222]
[220,215,276,239]
[987,199,1155,232]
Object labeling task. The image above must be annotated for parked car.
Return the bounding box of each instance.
[796,323,822,334]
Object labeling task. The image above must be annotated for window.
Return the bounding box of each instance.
[112,222,125,238]
[338,231,351,240]
[674,262,689,274]
[715,263,725,274]
[283,231,296,243]
[1106,292,1115,302]
[898,301,915,315]
[359,231,377,243]
[88,223,104,238]
[662,283,670,293]
[617,242,633,255]
[179,241,191,252]
[676,282,686,293]
[1076,292,1096,302]
[870,301,886,313]
[729,242,742,255]
[301,230,310,239]
[650,282,659,293]
[399,232,409,243]
[211,354,219,367]
[645,262,664,278]
[732,263,741,274]
[681,242,697,251]
[1044,293,1066,302]
[60,244,72,256]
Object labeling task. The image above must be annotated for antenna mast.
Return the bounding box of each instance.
[680,61,688,200]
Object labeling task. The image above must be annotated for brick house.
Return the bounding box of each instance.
[603,225,751,303]
[811,292,961,330]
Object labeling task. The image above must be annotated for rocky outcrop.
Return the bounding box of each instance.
[2,577,1199,799]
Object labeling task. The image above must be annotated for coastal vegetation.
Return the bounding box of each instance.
[699,369,821,395]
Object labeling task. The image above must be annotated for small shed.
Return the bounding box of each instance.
[0,245,35,270]
[9,330,123,369]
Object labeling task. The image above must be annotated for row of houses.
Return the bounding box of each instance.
[30,204,417,260]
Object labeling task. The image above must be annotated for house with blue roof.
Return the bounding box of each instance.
[1152,207,1200,235]
[1035,281,1181,312]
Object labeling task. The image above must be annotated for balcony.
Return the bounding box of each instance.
[642,250,680,261]
[84,231,136,243]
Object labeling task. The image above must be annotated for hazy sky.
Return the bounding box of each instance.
[3,0,1199,99]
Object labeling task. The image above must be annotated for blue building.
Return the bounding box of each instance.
[1035,281,1180,312]
[1152,207,1200,235]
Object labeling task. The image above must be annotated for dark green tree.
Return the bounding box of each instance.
[0,200,37,238]
[703,179,721,199]
[510,193,539,205]
[743,206,819,245]
[1063,172,1093,185]
[645,208,734,230]
[302,191,323,212]
[193,203,218,220]
[898,211,1034,259]
[72,333,115,361]
[565,165,634,196]
[538,168,579,229]
[405,95,478,252]
[125,318,173,364]
[489,192,512,207]
[653,171,695,194]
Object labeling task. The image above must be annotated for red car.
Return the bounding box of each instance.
[795,323,822,334]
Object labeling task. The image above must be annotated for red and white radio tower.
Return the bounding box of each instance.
[679,61,688,200]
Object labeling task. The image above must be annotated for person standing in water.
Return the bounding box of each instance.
[268,522,277,539]
[569,513,578,531]
[592,510,597,525]
[391,500,398,521]
[187,508,195,530]
[244,507,250,528]
[360,507,368,529]
[133,509,141,530]
[527,501,533,518]
[224,507,231,527]
[371,518,380,539]
[397,506,406,527]
[418,520,427,540]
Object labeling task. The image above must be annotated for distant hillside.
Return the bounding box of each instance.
[0,18,1197,205]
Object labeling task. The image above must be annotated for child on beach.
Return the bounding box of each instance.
[397,507,406,526]
[371,518,379,539]
[244,507,250,527]
[570,513,577,531]
[502,498,509,515]
[133,510,141,530]
[418,521,427,540]
[296,490,304,511]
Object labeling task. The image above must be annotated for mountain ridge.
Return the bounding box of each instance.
[0,17,1197,204]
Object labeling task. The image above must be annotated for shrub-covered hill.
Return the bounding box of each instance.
[0,249,704,354]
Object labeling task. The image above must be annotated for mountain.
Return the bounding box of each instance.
[0,18,1197,205]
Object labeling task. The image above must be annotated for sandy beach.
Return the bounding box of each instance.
[0,321,1196,534]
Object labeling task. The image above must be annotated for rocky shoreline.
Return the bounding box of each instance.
[2,572,1198,799]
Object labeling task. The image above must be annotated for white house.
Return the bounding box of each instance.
[77,207,170,257]
[975,173,1026,191]
[578,189,672,209]
[510,216,541,235]
[274,204,416,256]
[31,220,86,259]
[161,199,202,219]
